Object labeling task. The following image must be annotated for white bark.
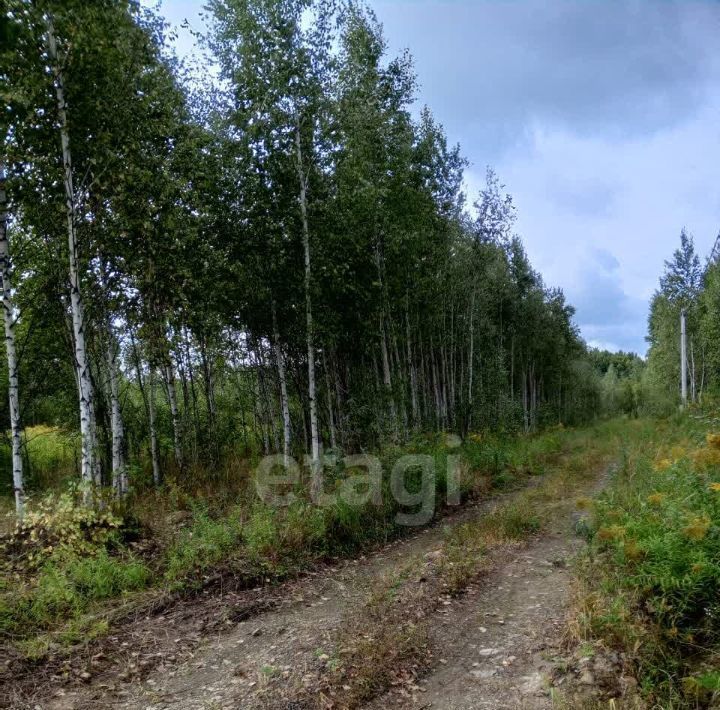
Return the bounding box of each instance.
[163,361,183,470]
[46,19,100,491]
[690,338,696,403]
[295,127,320,479]
[0,161,23,519]
[323,351,337,451]
[680,309,687,406]
[148,367,161,486]
[272,304,291,467]
[380,318,396,424]
[105,332,126,495]
[405,300,418,427]
[467,288,476,429]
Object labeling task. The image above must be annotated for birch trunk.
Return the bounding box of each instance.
[180,327,199,461]
[0,161,23,518]
[148,367,161,486]
[323,351,337,451]
[380,317,397,434]
[405,299,418,428]
[272,304,291,466]
[199,334,218,459]
[105,333,126,495]
[130,331,161,486]
[163,361,183,471]
[467,288,476,430]
[295,126,320,479]
[46,19,99,491]
[690,339,697,403]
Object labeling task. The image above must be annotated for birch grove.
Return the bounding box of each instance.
[1,0,607,507]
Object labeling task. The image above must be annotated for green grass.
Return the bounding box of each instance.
[574,413,720,707]
[0,550,150,638]
[0,421,621,661]
[164,504,244,584]
[23,425,79,489]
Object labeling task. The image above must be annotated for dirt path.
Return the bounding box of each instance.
[365,530,579,709]
[36,494,501,710]
[363,467,614,710]
[22,467,605,710]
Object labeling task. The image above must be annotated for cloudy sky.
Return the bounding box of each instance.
[158,0,720,355]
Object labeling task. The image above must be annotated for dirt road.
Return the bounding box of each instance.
[19,467,610,710]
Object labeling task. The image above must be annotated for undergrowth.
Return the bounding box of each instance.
[573,413,720,708]
[0,421,610,663]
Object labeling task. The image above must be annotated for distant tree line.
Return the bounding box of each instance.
[646,228,720,410]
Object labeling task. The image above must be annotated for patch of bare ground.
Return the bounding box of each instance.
[2,485,509,710]
[4,456,631,710]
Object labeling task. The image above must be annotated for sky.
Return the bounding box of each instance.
[155,0,720,356]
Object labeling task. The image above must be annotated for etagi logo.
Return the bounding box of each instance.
[254,435,464,526]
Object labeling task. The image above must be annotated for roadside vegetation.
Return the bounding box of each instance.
[0,423,581,667]
[573,410,720,708]
[277,419,629,708]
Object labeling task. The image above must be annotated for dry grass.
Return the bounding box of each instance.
[278,422,623,708]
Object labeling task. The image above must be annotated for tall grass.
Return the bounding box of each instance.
[574,414,720,707]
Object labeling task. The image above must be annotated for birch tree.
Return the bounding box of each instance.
[45,17,100,490]
[208,0,337,472]
[0,160,24,518]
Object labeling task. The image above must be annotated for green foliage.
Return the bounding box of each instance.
[243,502,328,572]
[577,415,720,704]
[164,505,243,583]
[6,489,124,570]
[486,499,542,540]
[0,550,149,636]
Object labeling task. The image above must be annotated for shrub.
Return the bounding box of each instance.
[5,490,125,570]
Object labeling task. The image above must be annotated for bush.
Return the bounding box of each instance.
[5,489,125,571]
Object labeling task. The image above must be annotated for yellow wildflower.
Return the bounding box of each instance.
[693,447,720,469]
[670,445,687,461]
[654,459,672,472]
[597,525,626,541]
[683,516,711,541]
[706,433,720,449]
[710,482,720,492]
[647,492,666,506]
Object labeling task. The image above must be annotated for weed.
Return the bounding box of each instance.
[164,504,243,583]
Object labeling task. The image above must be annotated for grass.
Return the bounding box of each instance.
[276,419,626,708]
[571,412,720,708]
[164,504,243,584]
[0,420,622,670]
[0,425,78,534]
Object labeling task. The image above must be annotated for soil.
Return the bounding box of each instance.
[5,468,627,710]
